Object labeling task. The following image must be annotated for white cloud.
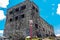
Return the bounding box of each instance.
[0,30,3,33]
[0,0,9,8]
[0,10,6,20]
[56,34,60,36]
[55,29,60,36]
[57,4,60,15]
[0,30,3,36]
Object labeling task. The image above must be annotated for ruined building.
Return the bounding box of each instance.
[3,0,55,40]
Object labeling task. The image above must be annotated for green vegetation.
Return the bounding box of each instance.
[25,37,42,40]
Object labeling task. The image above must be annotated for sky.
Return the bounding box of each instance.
[0,0,60,36]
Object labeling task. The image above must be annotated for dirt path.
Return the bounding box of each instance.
[42,38,51,40]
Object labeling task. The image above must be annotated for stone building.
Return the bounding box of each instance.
[3,0,55,40]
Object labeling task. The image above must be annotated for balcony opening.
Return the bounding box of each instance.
[43,28,45,31]
[32,6,35,9]
[10,18,13,22]
[21,5,26,10]
[36,32,42,37]
[15,8,19,12]
[21,14,24,18]
[36,8,38,12]
[9,11,13,14]
[15,16,18,21]
[35,24,38,29]
[32,6,38,12]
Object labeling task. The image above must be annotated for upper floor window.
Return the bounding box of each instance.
[43,28,45,31]
[32,6,35,9]
[39,26,41,28]
[15,16,18,21]
[15,24,20,30]
[31,12,35,18]
[9,11,13,14]
[10,18,13,22]
[21,14,24,18]
[35,24,38,29]
[15,8,19,12]
[36,8,38,12]
[36,31,42,37]
[21,5,26,10]
[32,6,38,12]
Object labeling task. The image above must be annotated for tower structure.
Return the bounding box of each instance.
[4,0,55,40]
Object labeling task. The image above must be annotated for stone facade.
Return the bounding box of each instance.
[3,0,55,40]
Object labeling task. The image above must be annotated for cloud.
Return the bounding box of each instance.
[57,4,60,15]
[0,30,3,36]
[56,34,60,36]
[0,30,3,33]
[55,29,60,36]
[0,10,6,20]
[0,0,9,8]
